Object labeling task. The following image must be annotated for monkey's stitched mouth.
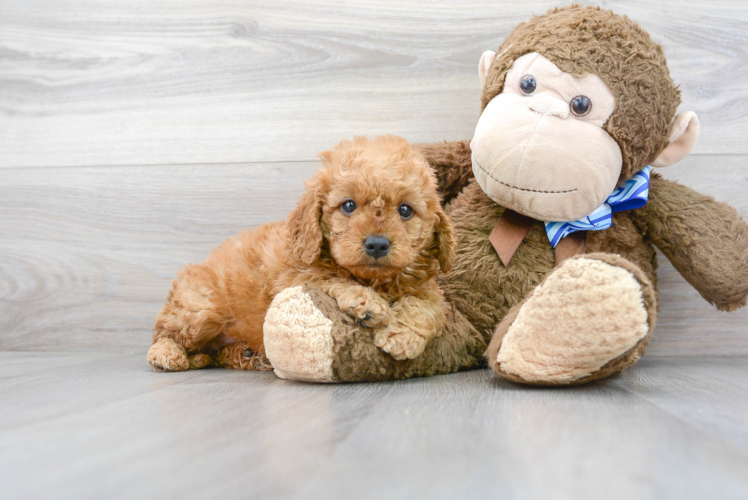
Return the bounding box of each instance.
[474,161,578,194]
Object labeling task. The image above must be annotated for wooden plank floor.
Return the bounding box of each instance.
[2,352,748,500]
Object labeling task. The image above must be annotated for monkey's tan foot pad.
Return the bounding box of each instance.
[264,285,338,382]
[488,254,656,385]
[147,337,190,372]
[264,285,486,383]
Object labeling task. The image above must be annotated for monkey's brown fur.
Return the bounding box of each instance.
[148,135,456,371]
[280,5,748,384]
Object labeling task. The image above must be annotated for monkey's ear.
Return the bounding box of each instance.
[652,111,700,167]
[479,50,496,89]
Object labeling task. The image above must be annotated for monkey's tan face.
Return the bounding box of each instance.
[471,53,623,221]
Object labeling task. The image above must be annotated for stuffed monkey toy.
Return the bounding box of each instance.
[263,5,748,385]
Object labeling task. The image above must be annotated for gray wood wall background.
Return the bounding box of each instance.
[1,0,747,355]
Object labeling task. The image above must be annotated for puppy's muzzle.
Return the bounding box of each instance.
[364,235,390,259]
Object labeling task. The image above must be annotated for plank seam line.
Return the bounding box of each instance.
[0,153,742,171]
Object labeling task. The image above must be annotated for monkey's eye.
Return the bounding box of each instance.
[340,199,357,215]
[570,95,592,116]
[398,203,414,220]
[519,75,537,95]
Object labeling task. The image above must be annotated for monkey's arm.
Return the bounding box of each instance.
[414,140,474,205]
[637,175,748,311]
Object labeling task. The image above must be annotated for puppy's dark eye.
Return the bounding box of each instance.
[570,95,592,116]
[340,199,357,215]
[398,203,414,220]
[520,75,537,95]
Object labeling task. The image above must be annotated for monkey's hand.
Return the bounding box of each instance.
[638,176,748,311]
[414,139,473,205]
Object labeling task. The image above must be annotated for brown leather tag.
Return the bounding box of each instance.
[554,231,587,266]
[489,209,534,266]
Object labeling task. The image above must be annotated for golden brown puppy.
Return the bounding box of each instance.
[147,135,456,372]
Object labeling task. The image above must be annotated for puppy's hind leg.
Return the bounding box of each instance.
[149,264,232,372]
[214,341,273,371]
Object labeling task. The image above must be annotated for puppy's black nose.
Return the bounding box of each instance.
[364,235,390,259]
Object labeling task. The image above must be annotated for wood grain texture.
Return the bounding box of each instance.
[1,352,748,500]
[0,0,747,168]
[0,161,320,351]
[1,154,746,354]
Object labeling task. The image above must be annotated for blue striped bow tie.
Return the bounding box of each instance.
[544,166,651,248]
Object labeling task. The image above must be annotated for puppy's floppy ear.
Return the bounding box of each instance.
[287,170,328,266]
[434,209,456,274]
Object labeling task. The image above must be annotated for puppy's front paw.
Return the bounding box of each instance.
[336,286,390,328]
[373,327,427,361]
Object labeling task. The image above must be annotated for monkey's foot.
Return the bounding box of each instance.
[263,285,485,383]
[486,253,657,385]
[263,285,338,382]
[147,337,190,372]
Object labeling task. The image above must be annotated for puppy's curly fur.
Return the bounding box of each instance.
[148,135,456,371]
